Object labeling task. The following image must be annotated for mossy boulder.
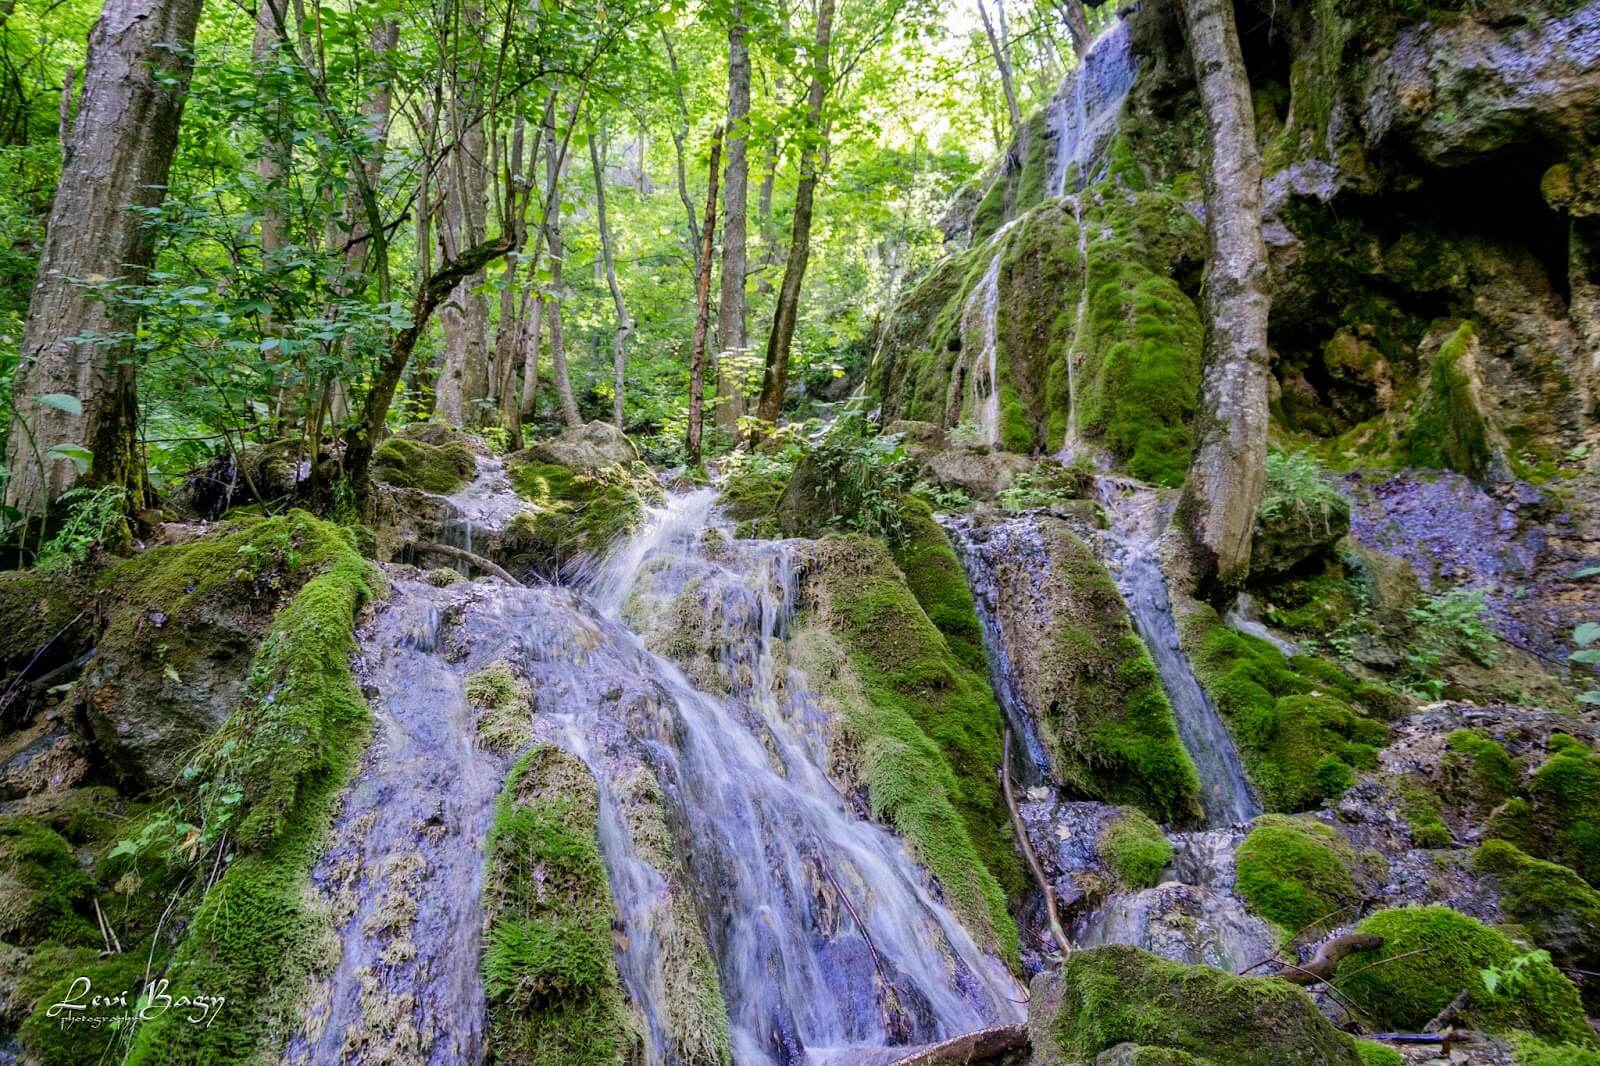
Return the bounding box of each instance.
[1440,728,1518,812]
[522,420,638,474]
[1400,323,1510,482]
[1235,815,1375,936]
[795,534,1021,963]
[1474,839,1600,1012]
[0,569,89,673]
[1336,905,1594,1044]
[0,817,97,946]
[1099,809,1174,889]
[1028,944,1368,1065]
[467,660,534,754]
[506,459,658,573]
[1520,737,1600,887]
[482,745,635,1065]
[980,517,1202,823]
[18,948,154,1066]
[371,434,478,494]
[1249,455,1351,579]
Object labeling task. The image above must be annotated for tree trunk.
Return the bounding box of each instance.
[494,115,532,449]
[435,54,491,428]
[518,282,545,420]
[3,0,205,520]
[543,107,581,430]
[715,5,751,432]
[753,0,834,432]
[659,28,703,281]
[1053,0,1091,58]
[1172,0,1271,590]
[252,0,289,258]
[589,123,632,429]
[978,0,1022,136]
[686,126,723,465]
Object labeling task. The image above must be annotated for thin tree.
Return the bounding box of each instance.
[752,0,835,434]
[1172,0,1271,589]
[3,0,206,522]
[977,0,1021,136]
[686,125,724,465]
[542,96,583,430]
[588,121,633,429]
[1050,0,1092,58]
[715,2,751,431]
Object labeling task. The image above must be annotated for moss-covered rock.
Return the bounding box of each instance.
[1400,323,1510,482]
[1441,727,1518,812]
[1183,608,1391,812]
[506,459,659,572]
[983,517,1201,823]
[521,420,638,474]
[795,535,1021,963]
[1521,737,1600,887]
[1474,839,1600,1012]
[120,514,378,1063]
[17,947,154,1066]
[468,660,534,754]
[889,498,989,675]
[0,569,88,672]
[1099,809,1173,889]
[1336,905,1594,1044]
[1235,815,1375,935]
[482,745,635,1066]
[371,434,477,494]
[1029,944,1368,1065]
[1249,453,1351,578]
[0,817,97,946]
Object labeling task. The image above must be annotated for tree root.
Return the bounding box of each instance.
[411,540,523,586]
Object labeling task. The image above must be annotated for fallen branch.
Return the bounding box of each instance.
[411,541,523,587]
[1369,1031,1486,1046]
[889,1024,1029,1065]
[1424,988,1470,1033]
[1273,932,1382,985]
[819,853,910,1044]
[999,730,1069,956]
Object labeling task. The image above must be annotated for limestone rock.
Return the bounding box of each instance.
[519,420,638,474]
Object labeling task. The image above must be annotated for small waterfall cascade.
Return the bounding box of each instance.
[285,579,509,1065]
[575,490,1023,1063]
[1048,19,1137,199]
[1088,479,1259,826]
[955,218,1021,444]
[1057,194,1094,465]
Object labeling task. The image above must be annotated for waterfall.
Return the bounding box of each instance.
[955,219,1020,445]
[1048,19,1137,200]
[1057,194,1093,464]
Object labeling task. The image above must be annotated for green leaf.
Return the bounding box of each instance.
[45,443,92,473]
[1574,622,1600,647]
[1574,566,1600,579]
[163,664,181,684]
[34,392,82,416]
[1568,648,1600,664]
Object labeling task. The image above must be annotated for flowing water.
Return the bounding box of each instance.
[956,219,1020,444]
[296,483,1023,1065]
[1047,20,1137,200]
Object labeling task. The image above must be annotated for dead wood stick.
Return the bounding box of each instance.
[889,1024,1029,1065]
[411,540,523,586]
[819,854,911,1043]
[1272,932,1383,985]
[1000,729,1070,956]
[1268,958,1367,1018]
[1425,988,1470,1033]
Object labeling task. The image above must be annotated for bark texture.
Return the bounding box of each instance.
[753,0,834,430]
[4,0,206,517]
[590,127,632,429]
[686,126,723,465]
[1172,0,1271,590]
[543,107,581,429]
[715,6,751,431]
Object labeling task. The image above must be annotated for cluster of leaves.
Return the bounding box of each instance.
[1404,586,1497,697]
[1259,448,1342,526]
[1572,565,1600,705]
[805,413,915,540]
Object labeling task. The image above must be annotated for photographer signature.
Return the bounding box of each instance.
[44,977,226,1029]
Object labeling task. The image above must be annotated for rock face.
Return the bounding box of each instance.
[518,419,639,474]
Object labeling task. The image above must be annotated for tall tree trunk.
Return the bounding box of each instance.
[715,4,751,432]
[977,0,1022,136]
[753,0,834,432]
[3,0,205,520]
[517,279,545,420]
[253,0,289,258]
[435,47,491,428]
[659,28,703,281]
[543,108,582,430]
[686,126,723,466]
[589,123,632,429]
[1052,0,1091,58]
[494,116,532,450]
[1172,0,1271,590]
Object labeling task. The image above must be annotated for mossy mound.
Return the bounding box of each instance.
[1235,815,1372,936]
[1183,608,1392,811]
[482,745,635,1065]
[994,519,1201,823]
[0,817,97,946]
[796,534,1021,964]
[1441,728,1518,811]
[889,498,989,675]
[0,569,88,670]
[1249,452,1351,579]
[507,459,659,571]
[1400,323,1506,482]
[1099,809,1173,889]
[117,514,378,1063]
[1475,839,1600,1012]
[1030,944,1367,1065]
[17,947,153,1065]
[1519,737,1600,887]
[372,434,478,494]
[468,660,534,754]
[1336,906,1594,1044]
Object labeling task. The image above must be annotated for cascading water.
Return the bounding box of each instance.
[956,219,1020,445]
[1048,20,1136,200]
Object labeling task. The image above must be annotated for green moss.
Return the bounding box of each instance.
[1235,815,1364,935]
[122,514,377,1063]
[0,569,86,667]
[18,948,154,1065]
[1337,906,1594,1044]
[0,817,97,946]
[1183,609,1390,812]
[1443,728,1518,808]
[1525,740,1600,886]
[1474,840,1600,1011]
[1025,525,1201,823]
[468,660,534,754]
[1355,1043,1404,1066]
[507,460,658,567]
[1401,323,1495,479]
[1393,776,1453,848]
[1513,1034,1600,1065]
[1040,944,1367,1065]
[371,435,477,493]
[797,535,1021,964]
[482,745,634,1065]
[889,498,989,675]
[1099,809,1173,889]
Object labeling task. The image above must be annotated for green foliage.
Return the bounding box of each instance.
[996,462,1089,511]
[1235,815,1363,935]
[1099,809,1173,889]
[371,435,477,493]
[778,414,916,541]
[1355,1043,1404,1066]
[32,484,129,569]
[1404,587,1498,690]
[0,816,98,946]
[467,660,534,754]
[508,459,658,568]
[482,746,634,1065]
[1337,906,1593,1044]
